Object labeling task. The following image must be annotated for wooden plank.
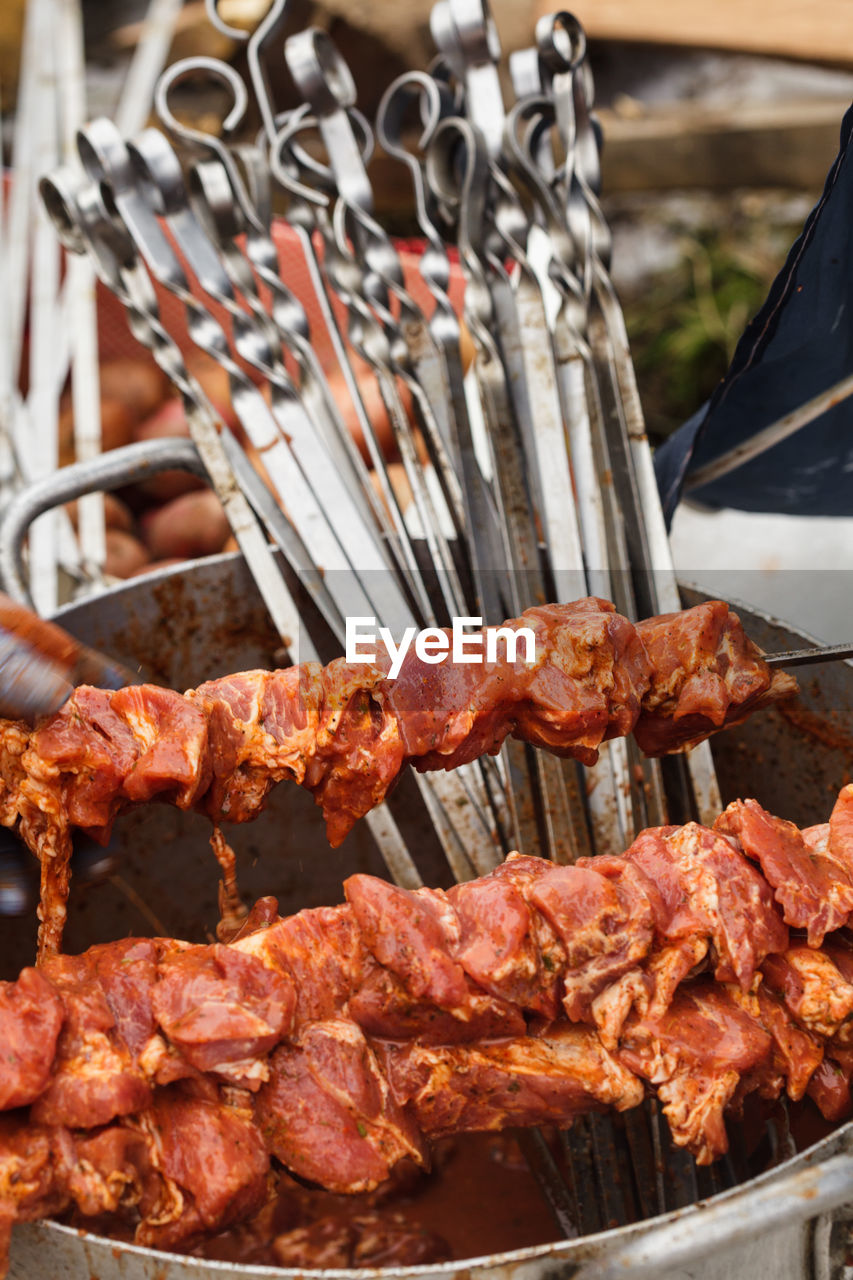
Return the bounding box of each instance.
[597,97,849,192]
[372,97,845,209]
[0,0,25,110]
[553,0,853,66]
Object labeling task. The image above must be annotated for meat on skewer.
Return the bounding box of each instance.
[0,599,797,956]
[1,785,852,1274]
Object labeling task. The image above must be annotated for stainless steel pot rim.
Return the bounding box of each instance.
[28,1119,853,1278]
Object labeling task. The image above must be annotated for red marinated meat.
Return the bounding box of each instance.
[528,863,655,1021]
[347,958,526,1042]
[716,798,853,945]
[137,1093,270,1248]
[0,598,796,957]
[618,985,773,1164]
[256,1019,428,1192]
[93,939,159,1059]
[489,855,569,991]
[728,985,824,1103]
[241,905,367,1026]
[633,600,795,755]
[5,788,853,1274]
[829,785,853,860]
[63,1124,156,1220]
[151,944,295,1083]
[31,687,140,830]
[388,599,652,769]
[378,1024,643,1137]
[761,947,853,1040]
[0,969,63,1109]
[344,875,474,1012]
[626,822,788,989]
[31,950,151,1130]
[448,870,560,1018]
[806,1056,853,1121]
[0,1094,269,1258]
[0,1120,64,1264]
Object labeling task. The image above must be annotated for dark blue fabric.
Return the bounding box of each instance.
[655,103,853,526]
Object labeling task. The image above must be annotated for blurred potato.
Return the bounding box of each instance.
[99,399,139,453]
[139,489,231,561]
[64,493,134,534]
[185,353,241,432]
[132,398,189,444]
[131,399,205,502]
[98,359,169,422]
[323,363,401,463]
[59,398,136,467]
[103,529,151,579]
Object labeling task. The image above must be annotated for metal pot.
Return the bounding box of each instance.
[3,444,853,1280]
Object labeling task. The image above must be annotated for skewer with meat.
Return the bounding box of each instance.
[1,785,852,1274]
[0,598,796,956]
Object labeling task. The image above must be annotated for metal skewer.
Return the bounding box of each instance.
[205,0,432,601]
[143,22,503,888]
[150,67,410,578]
[269,111,438,613]
[423,3,634,859]
[39,166,305,661]
[765,642,853,668]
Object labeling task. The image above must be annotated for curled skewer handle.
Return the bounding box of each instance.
[38,164,90,255]
[429,4,466,83]
[156,57,290,246]
[444,0,505,159]
[125,126,189,216]
[269,103,374,213]
[376,72,456,296]
[204,0,260,41]
[447,0,502,66]
[156,56,249,152]
[189,157,247,239]
[284,28,373,213]
[425,115,490,261]
[204,0,290,143]
[284,27,357,115]
[376,70,453,165]
[76,116,137,193]
[77,118,194,298]
[154,57,261,231]
[40,167,137,288]
[535,11,587,73]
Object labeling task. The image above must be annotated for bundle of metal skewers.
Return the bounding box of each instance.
[0,0,187,613]
[31,0,728,893]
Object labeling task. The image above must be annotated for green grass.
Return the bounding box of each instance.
[624,216,804,444]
